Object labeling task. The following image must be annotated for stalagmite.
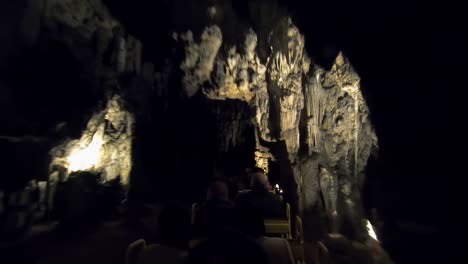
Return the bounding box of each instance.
[319,166,338,232]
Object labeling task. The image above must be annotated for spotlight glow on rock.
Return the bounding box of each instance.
[50,95,134,184]
[67,127,104,172]
[366,219,379,241]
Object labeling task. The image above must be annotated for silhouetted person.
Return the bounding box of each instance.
[193,179,236,238]
[236,168,286,218]
[235,205,295,264]
[186,230,269,264]
[137,205,190,264]
[206,179,232,204]
[225,177,239,201]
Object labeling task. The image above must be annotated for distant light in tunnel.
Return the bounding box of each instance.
[366,219,379,241]
[67,128,104,173]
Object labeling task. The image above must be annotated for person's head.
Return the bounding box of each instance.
[157,205,190,249]
[248,167,269,190]
[206,179,230,201]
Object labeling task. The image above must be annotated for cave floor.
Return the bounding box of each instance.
[2,203,169,264]
[2,202,315,264]
[5,221,141,264]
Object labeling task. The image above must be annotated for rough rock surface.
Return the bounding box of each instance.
[270,20,309,157]
[45,0,118,38]
[180,26,223,97]
[178,16,378,241]
[255,148,274,175]
[50,95,134,184]
[210,100,252,152]
[40,0,145,185]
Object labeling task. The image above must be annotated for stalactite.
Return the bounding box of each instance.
[269,19,307,157]
[305,68,325,155]
[178,17,378,241]
[180,26,223,97]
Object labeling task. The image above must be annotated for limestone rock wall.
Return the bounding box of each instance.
[178,17,378,240]
[180,26,223,97]
[43,0,144,79]
[50,96,134,184]
[31,0,153,185]
[45,0,118,37]
[269,20,309,157]
[211,100,252,152]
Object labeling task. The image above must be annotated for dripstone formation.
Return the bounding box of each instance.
[178,16,378,241]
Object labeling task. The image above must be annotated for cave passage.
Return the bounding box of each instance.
[1,0,459,263]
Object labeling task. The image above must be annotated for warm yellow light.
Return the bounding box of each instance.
[366,219,379,241]
[67,128,104,173]
[275,184,279,189]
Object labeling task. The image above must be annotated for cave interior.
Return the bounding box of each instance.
[0,0,463,263]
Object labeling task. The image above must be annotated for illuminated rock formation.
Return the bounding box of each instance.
[179,16,378,240]
[180,26,223,97]
[42,0,144,186]
[50,96,134,184]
